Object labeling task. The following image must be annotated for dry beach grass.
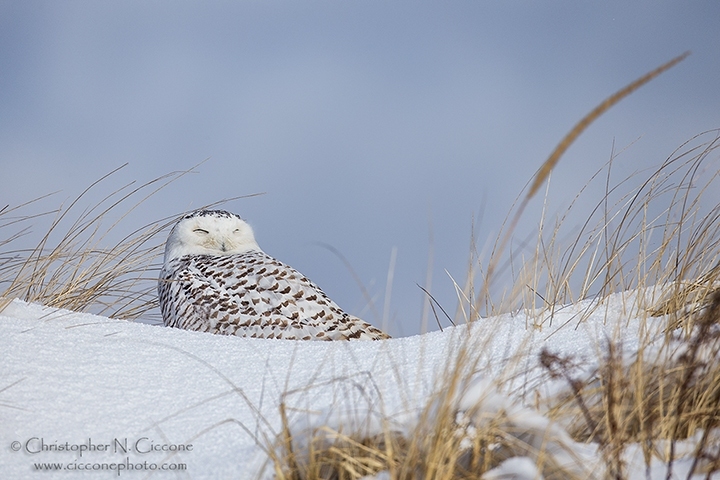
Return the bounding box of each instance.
[265,54,720,479]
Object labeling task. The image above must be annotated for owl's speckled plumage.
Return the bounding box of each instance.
[158,210,390,341]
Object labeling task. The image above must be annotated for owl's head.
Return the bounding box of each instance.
[163,210,261,263]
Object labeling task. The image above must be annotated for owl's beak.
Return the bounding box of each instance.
[220,242,227,252]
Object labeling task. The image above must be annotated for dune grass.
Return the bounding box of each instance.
[0,162,258,320]
[3,52,720,479]
[0,164,171,319]
[265,55,720,479]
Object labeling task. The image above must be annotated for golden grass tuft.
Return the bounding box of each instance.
[266,54,720,479]
[0,162,259,320]
[541,291,720,479]
[0,165,171,319]
[269,343,599,479]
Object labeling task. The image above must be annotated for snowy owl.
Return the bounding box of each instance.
[158,209,390,341]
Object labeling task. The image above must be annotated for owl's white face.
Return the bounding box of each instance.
[163,210,261,263]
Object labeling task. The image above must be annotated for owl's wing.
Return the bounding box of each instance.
[158,258,239,333]
[233,252,391,340]
[159,252,390,340]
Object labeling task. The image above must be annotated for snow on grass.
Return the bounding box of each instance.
[2,287,715,479]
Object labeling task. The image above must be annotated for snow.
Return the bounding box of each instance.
[0,292,716,478]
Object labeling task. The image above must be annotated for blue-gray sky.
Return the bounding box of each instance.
[1,2,719,335]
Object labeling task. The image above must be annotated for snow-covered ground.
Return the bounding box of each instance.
[1,292,716,479]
